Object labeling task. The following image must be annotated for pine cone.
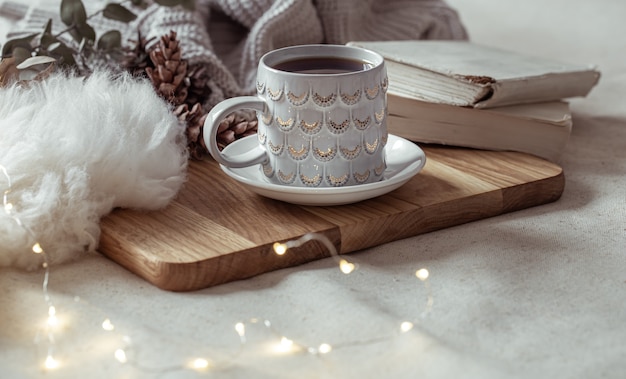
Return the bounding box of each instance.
[174,102,208,160]
[185,64,212,108]
[140,31,255,160]
[145,31,188,106]
[216,113,258,151]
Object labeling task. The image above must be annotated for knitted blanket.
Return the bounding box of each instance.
[9,0,467,108]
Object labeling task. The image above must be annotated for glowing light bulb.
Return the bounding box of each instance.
[47,306,58,327]
[400,321,414,333]
[415,268,429,281]
[102,318,115,331]
[114,348,127,363]
[339,259,355,274]
[44,355,59,370]
[235,322,246,337]
[274,336,295,353]
[273,242,288,256]
[190,358,210,371]
[280,337,293,347]
[318,343,332,354]
[32,243,43,254]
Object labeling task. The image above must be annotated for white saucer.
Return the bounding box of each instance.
[219,134,426,206]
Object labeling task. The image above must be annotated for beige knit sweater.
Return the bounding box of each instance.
[11,0,467,107]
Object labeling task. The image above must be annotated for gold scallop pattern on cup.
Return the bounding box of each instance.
[374,162,385,176]
[353,169,371,184]
[267,87,283,101]
[256,81,265,95]
[276,116,295,131]
[381,77,389,93]
[258,131,267,145]
[374,109,385,124]
[277,170,296,184]
[365,85,380,100]
[340,89,361,105]
[300,173,322,187]
[365,138,379,154]
[288,144,309,160]
[268,140,284,155]
[260,111,273,125]
[353,116,371,130]
[328,119,350,134]
[299,120,321,135]
[262,162,274,177]
[340,144,362,160]
[313,147,337,162]
[287,91,309,106]
[312,92,337,107]
[382,133,388,146]
[326,173,349,187]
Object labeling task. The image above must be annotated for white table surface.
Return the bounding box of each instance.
[1,0,625,378]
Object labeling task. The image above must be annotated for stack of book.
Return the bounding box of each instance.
[347,41,601,162]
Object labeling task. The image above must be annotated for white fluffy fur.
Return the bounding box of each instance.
[0,71,188,269]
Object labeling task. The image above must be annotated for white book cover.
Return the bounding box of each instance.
[386,94,572,162]
[348,40,600,108]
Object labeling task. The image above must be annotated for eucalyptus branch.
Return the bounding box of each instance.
[52,0,133,40]
[1,0,193,64]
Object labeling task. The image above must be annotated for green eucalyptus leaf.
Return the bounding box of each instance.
[41,33,58,49]
[16,55,57,70]
[74,22,96,43]
[154,0,183,6]
[60,0,87,26]
[44,19,53,35]
[1,34,37,58]
[11,47,32,65]
[50,41,77,67]
[130,0,149,8]
[97,30,122,51]
[103,4,137,22]
[60,0,74,25]
[69,28,82,43]
[48,42,62,51]
[41,20,58,49]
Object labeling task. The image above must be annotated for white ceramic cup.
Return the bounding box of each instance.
[203,44,388,187]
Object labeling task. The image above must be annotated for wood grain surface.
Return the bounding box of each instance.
[99,145,564,291]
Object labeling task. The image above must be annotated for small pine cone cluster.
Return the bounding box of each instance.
[174,103,208,160]
[216,113,258,151]
[145,31,188,106]
[185,65,212,109]
[132,30,257,160]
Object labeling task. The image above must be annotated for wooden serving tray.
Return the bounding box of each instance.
[99,146,564,291]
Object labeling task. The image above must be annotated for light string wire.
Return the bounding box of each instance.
[1,164,59,370]
[2,164,433,374]
[271,233,433,346]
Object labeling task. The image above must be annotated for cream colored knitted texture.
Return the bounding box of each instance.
[13,0,467,108]
[136,0,467,107]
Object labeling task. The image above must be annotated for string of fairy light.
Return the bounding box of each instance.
[2,163,433,374]
[2,164,60,370]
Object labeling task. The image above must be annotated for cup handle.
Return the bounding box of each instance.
[203,96,268,168]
